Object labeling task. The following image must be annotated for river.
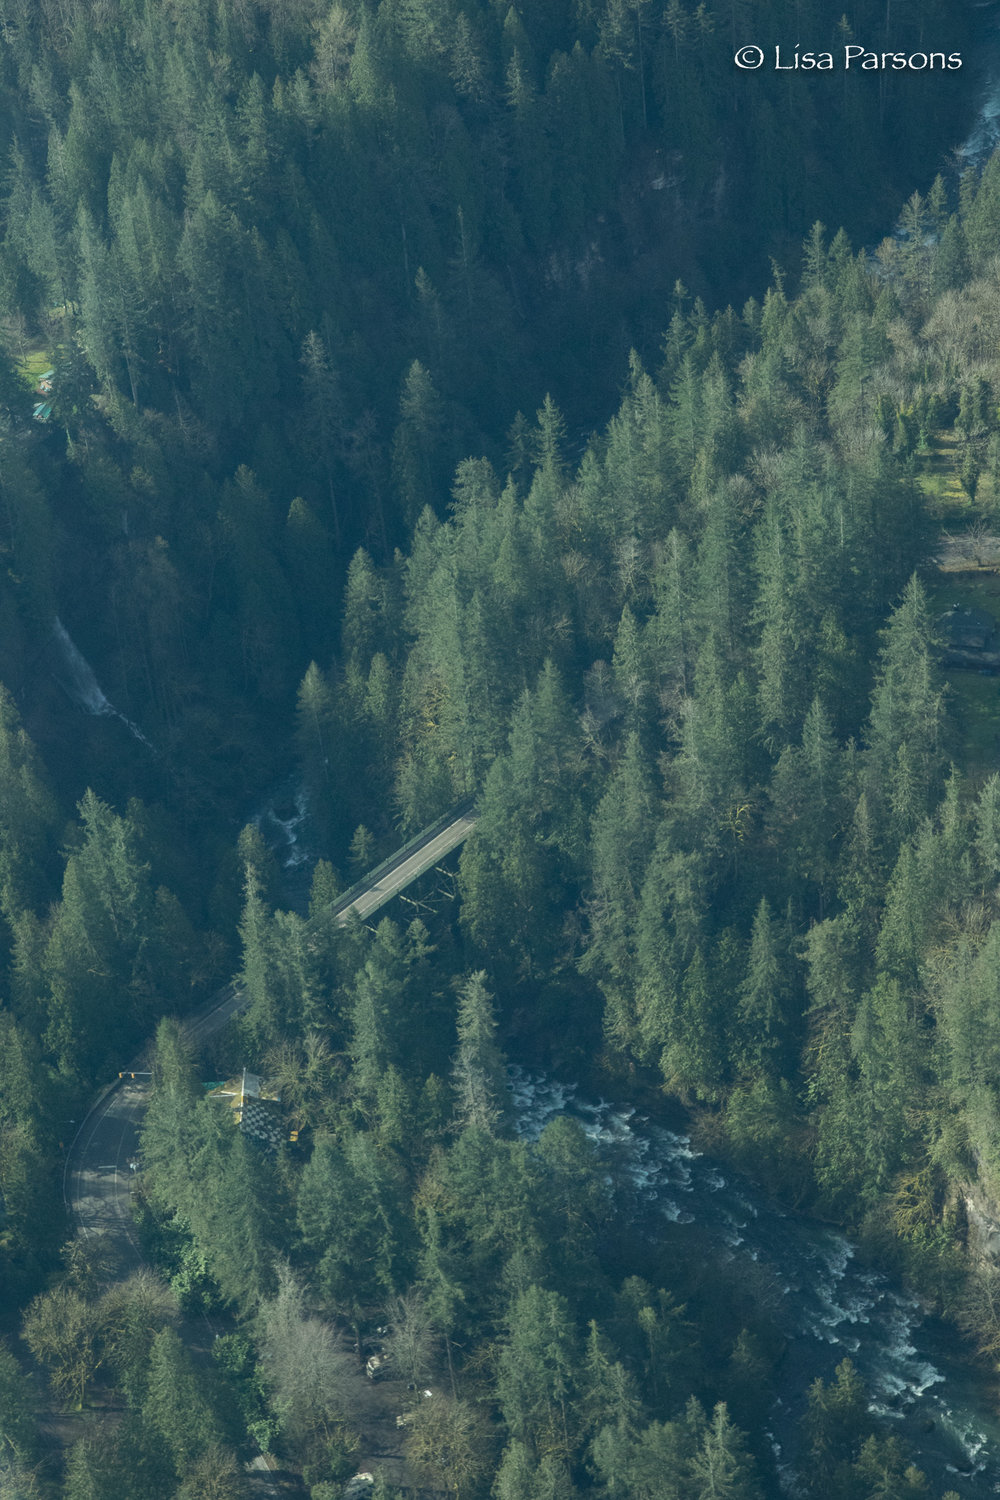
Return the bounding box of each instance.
[509,1071,1000,1495]
[245,767,1000,1492]
[249,773,316,907]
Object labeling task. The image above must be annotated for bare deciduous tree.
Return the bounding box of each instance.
[257,1265,357,1443]
[21,1287,101,1410]
[404,1392,493,1498]
[956,1264,1000,1361]
[383,1289,437,1385]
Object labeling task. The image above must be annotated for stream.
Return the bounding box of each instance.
[50,617,155,751]
[249,773,316,909]
[244,777,1000,1491]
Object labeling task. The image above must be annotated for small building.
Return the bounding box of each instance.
[32,370,54,421]
[207,1070,286,1151]
[937,603,998,652]
[936,603,1000,671]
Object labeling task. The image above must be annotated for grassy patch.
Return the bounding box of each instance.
[917,431,968,521]
[916,428,999,526]
[927,572,1000,619]
[16,350,52,389]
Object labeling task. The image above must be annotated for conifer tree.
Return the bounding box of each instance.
[612,606,652,734]
[496,1285,579,1463]
[452,970,509,1134]
[295,661,340,846]
[142,1328,224,1477]
[391,361,447,528]
[865,575,946,826]
[238,861,279,1051]
[736,899,787,1078]
[0,686,56,911]
[974,773,1000,886]
[585,731,659,1014]
[688,1403,762,1500]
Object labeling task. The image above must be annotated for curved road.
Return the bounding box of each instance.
[60,803,477,1486]
[65,801,477,1254]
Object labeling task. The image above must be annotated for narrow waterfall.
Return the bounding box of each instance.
[51,618,155,752]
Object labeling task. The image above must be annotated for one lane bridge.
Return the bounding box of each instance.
[64,799,478,1261]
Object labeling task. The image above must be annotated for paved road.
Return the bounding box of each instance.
[61,802,477,1488]
[328,805,477,924]
[62,1078,148,1277]
[65,802,478,1248]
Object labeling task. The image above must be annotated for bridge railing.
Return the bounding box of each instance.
[316,796,477,929]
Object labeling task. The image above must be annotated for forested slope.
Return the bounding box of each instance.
[2,0,1000,1496]
[7,168,1000,1495]
[0,0,975,817]
[297,178,1000,1244]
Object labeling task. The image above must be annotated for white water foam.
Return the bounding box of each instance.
[52,618,155,750]
[961,3,1000,164]
[257,783,312,869]
[507,1069,995,1490]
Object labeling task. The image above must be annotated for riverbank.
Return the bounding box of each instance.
[509,1066,1000,1492]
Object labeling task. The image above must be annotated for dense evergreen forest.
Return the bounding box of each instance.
[4,0,1000,1496]
[0,0,975,812]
